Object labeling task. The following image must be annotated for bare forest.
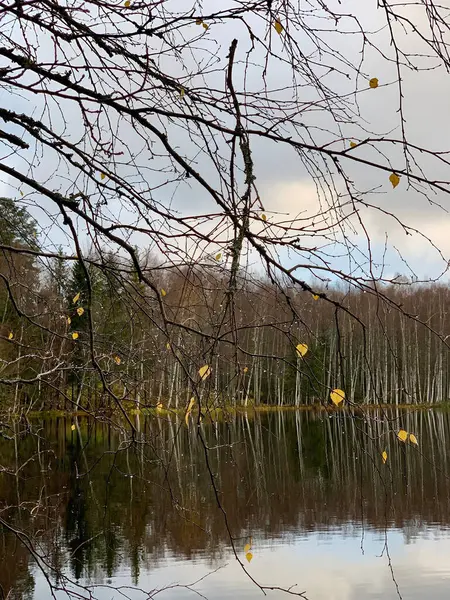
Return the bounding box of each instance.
[3,232,450,409]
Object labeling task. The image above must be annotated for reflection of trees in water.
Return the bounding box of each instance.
[65,433,92,581]
[0,538,34,600]
[1,410,450,594]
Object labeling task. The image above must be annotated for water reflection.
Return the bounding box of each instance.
[1,409,450,599]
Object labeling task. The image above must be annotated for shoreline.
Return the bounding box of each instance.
[10,401,449,420]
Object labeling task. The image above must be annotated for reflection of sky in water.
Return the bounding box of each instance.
[5,410,449,600]
[34,528,450,600]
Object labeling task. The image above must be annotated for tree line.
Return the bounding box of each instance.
[2,196,450,410]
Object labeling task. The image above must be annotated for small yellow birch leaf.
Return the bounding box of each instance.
[199,364,211,381]
[67,317,71,325]
[409,433,418,445]
[261,213,267,221]
[20,190,24,197]
[246,552,253,563]
[185,397,195,425]
[296,343,308,358]
[350,141,357,148]
[313,294,319,301]
[180,87,185,98]
[215,253,222,261]
[124,0,130,6]
[398,429,408,442]
[369,77,379,89]
[202,22,208,30]
[157,402,163,410]
[244,543,251,553]
[161,288,167,297]
[8,332,13,340]
[166,342,171,350]
[330,388,345,406]
[72,292,80,304]
[195,17,202,25]
[114,355,121,365]
[72,332,79,340]
[100,172,106,180]
[71,424,76,431]
[243,366,248,374]
[382,450,388,464]
[76,307,84,317]
[274,19,283,34]
[389,173,400,188]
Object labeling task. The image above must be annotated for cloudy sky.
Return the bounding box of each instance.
[1,0,450,284]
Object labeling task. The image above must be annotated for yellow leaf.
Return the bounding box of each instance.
[369,77,379,89]
[76,307,84,317]
[199,364,211,381]
[330,388,345,406]
[72,332,79,340]
[180,87,185,98]
[296,343,308,358]
[20,190,24,197]
[72,292,80,304]
[382,450,388,464]
[215,253,222,261]
[261,213,267,221]
[124,0,130,5]
[166,342,171,350]
[313,294,319,301]
[244,543,251,553]
[157,402,163,410]
[185,397,195,425]
[8,332,13,340]
[100,172,106,180]
[161,288,167,297]
[202,22,208,30]
[195,17,203,25]
[71,424,76,431]
[409,433,418,445]
[274,19,283,34]
[114,355,121,365]
[350,141,357,148]
[243,366,248,374]
[389,172,400,188]
[397,429,408,442]
[67,316,71,325]
[246,552,253,563]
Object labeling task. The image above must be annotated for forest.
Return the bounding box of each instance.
[2,194,450,411]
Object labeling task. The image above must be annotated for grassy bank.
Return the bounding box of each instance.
[15,400,450,421]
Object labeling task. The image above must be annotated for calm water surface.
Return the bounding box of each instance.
[2,409,450,600]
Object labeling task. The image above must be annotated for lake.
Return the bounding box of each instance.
[1,408,450,600]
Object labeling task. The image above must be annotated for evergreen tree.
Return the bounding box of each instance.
[0,197,38,247]
[66,260,91,401]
